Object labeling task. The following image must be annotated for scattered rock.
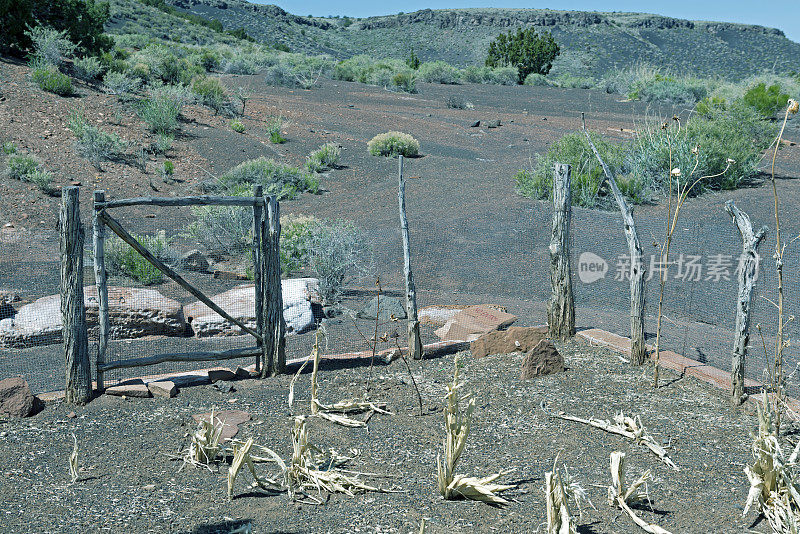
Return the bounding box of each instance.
[419,306,462,327]
[67,411,76,419]
[0,290,21,306]
[486,119,502,128]
[470,326,549,359]
[208,368,236,382]
[186,279,318,337]
[147,381,177,398]
[192,410,250,440]
[434,305,516,342]
[0,377,43,417]
[235,366,257,379]
[356,295,407,322]
[180,250,210,272]
[105,381,152,398]
[469,120,480,127]
[0,286,185,348]
[520,340,564,379]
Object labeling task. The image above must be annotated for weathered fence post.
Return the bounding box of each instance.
[548,163,576,340]
[261,195,286,377]
[92,190,109,392]
[725,200,768,406]
[582,116,647,365]
[252,185,265,376]
[61,186,92,404]
[398,156,424,360]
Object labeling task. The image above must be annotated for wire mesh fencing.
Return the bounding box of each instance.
[1,175,798,396]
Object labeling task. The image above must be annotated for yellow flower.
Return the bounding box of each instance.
[789,99,799,114]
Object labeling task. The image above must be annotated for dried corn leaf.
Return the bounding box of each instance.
[69,433,79,483]
[545,469,577,534]
[608,451,672,534]
[554,412,678,470]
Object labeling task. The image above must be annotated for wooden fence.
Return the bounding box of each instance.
[60,186,286,402]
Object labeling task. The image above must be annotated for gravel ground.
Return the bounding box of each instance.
[0,338,778,533]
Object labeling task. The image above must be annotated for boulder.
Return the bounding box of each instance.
[486,119,502,128]
[0,377,43,417]
[520,340,564,379]
[434,305,516,342]
[470,326,549,359]
[106,381,152,398]
[469,120,481,127]
[356,295,407,322]
[0,286,185,348]
[185,279,319,337]
[208,368,236,382]
[147,381,177,398]
[419,306,462,327]
[192,410,250,440]
[180,250,210,272]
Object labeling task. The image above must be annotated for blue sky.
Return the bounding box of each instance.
[268,1,800,43]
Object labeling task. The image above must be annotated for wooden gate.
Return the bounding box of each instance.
[90,186,286,391]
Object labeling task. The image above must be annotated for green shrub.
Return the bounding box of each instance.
[31,62,73,96]
[445,95,470,110]
[418,61,460,84]
[4,153,55,194]
[25,25,76,66]
[230,119,245,133]
[516,132,626,208]
[265,116,285,143]
[631,77,707,104]
[192,76,230,114]
[200,49,221,72]
[523,73,551,86]
[105,231,173,285]
[695,96,727,116]
[73,56,103,82]
[161,160,175,181]
[103,71,141,96]
[300,219,372,303]
[392,71,417,93]
[406,48,420,70]
[485,27,560,84]
[137,85,188,134]
[153,133,173,155]
[187,185,252,255]
[305,143,340,172]
[280,214,323,273]
[218,157,318,200]
[552,74,597,89]
[367,131,420,158]
[67,109,122,169]
[743,82,790,117]
[2,142,17,155]
[5,153,41,180]
[489,66,519,86]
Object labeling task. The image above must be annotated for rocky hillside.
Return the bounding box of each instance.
[157,2,800,79]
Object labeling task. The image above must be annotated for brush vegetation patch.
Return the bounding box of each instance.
[367,132,420,158]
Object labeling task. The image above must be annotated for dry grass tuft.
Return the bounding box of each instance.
[436,354,515,505]
[743,392,800,533]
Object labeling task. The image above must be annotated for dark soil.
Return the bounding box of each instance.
[0,339,775,533]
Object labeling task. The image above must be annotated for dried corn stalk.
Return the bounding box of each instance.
[226,417,396,502]
[290,332,392,427]
[608,451,672,534]
[69,433,79,483]
[183,409,224,469]
[545,468,577,534]
[743,392,800,533]
[436,354,515,505]
[554,412,678,470]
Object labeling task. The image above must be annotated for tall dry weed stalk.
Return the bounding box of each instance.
[652,116,732,388]
[757,98,800,433]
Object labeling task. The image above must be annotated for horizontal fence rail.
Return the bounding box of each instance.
[98,346,262,372]
[97,195,266,209]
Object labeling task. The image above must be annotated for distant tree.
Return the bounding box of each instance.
[406,48,420,70]
[485,27,560,84]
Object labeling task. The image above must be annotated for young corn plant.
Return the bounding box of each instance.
[436,354,515,504]
[182,410,224,469]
